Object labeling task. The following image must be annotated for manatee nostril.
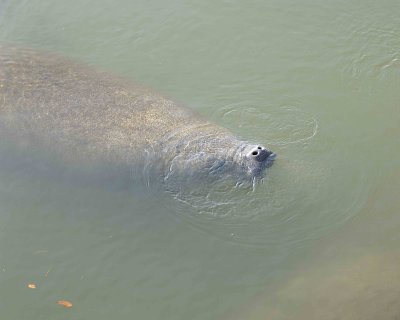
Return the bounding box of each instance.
[257,146,262,150]
[251,148,274,162]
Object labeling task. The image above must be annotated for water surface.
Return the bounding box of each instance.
[0,0,399,319]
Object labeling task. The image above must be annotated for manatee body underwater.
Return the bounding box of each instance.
[0,45,275,189]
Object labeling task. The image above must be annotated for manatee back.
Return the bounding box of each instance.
[0,45,200,165]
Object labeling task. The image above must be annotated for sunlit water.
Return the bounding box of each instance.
[0,0,399,319]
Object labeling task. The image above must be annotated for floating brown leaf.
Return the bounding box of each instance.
[57,300,73,308]
[27,283,37,289]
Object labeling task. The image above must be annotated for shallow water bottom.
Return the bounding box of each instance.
[231,168,400,320]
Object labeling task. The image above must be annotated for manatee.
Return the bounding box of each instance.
[0,45,275,187]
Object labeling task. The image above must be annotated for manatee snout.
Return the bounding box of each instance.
[244,144,276,177]
[248,145,275,163]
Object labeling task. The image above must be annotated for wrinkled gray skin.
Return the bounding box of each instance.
[0,46,275,186]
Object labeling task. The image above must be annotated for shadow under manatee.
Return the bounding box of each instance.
[230,167,400,320]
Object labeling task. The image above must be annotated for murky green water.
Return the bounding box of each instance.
[0,0,399,319]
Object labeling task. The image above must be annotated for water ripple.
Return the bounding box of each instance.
[150,103,371,248]
[217,104,318,147]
